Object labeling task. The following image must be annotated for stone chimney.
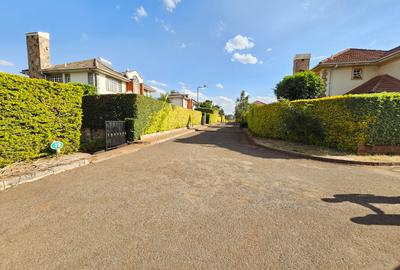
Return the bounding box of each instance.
[26,32,51,78]
[293,53,311,74]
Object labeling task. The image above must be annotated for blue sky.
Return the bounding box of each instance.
[1,0,400,113]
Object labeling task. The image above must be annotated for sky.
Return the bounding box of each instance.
[1,0,400,114]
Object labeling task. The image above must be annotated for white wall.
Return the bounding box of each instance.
[170,97,184,107]
[70,72,88,84]
[328,65,379,96]
[96,73,127,95]
[378,58,400,78]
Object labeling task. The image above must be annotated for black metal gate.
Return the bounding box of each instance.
[105,121,127,150]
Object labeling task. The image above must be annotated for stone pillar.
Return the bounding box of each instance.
[293,54,311,74]
[26,32,51,79]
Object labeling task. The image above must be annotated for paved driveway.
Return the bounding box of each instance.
[1,125,400,269]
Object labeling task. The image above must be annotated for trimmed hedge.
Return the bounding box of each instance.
[247,93,400,152]
[82,94,135,129]
[133,95,202,140]
[82,94,202,142]
[0,72,84,167]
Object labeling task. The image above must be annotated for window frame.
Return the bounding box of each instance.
[105,76,122,93]
[47,74,63,83]
[64,73,71,83]
[352,67,363,80]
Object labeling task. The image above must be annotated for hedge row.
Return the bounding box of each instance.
[0,72,84,167]
[136,95,202,139]
[82,94,202,141]
[247,93,400,152]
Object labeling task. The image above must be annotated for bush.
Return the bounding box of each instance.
[68,82,97,96]
[82,94,202,142]
[0,72,84,167]
[275,71,325,100]
[135,95,202,140]
[247,93,400,152]
[82,94,136,129]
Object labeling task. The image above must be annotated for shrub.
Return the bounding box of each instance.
[68,82,97,96]
[247,93,400,152]
[275,71,325,100]
[0,72,84,167]
[82,94,202,142]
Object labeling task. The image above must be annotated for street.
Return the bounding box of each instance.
[1,125,400,269]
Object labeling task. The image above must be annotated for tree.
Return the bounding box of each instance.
[274,71,325,101]
[158,93,170,102]
[199,100,214,109]
[68,82,97,96]
[235,90,250,126]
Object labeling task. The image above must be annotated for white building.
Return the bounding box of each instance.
[24,32,130,94]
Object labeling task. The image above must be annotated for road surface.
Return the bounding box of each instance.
[1,125,400,269]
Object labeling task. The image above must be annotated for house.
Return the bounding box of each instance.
[123,70,155,96]
[252,100,266,106]
[168,91,197,109]
[293,45,400,96]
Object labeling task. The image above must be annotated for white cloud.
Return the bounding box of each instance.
[180,87,208,102]
[178,43,187,49]
[148,80,168,87]
[155,18,175,33]
[231,53,258,65]
[164,0,181,12]
[312,55,327,61]
[0,60,14,67]
[212,96,235,114]
[258,60,264,65]
[216,83,224,89]
[134,5,148,22]
[152,86,167,95]
[115,5,121,10]
[267,48,273,52]
[225,35,255,53]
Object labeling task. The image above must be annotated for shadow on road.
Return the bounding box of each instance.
[322,194,400,226]
[175,125,301,160]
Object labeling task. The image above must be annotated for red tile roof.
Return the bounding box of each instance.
[347,75,400,94]
[317,45,400,66]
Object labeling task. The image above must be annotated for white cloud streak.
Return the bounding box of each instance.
[231,53,258,64]
[225,35,255,53]
[0,60,14,67]
[163,0,181,12]
[134,5,148,22]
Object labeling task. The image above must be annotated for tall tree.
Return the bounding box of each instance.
[235,90,250,126]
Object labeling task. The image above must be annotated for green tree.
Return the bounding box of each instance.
[158,93,170,102]
[274,71,325,101]
[235,90,250,126]
[68,82,97,96]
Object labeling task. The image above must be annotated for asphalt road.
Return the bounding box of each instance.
[1,125,400,269]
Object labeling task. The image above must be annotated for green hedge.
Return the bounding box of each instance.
[247,93,400,152]
[82,94,202,142]
[134,95,202,140]
[82,94,135,129]
[0,72,84,167]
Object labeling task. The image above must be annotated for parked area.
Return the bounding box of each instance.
[1,125,399,269]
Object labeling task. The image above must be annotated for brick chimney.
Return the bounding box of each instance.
[293,53,311,74]
[26,32,51,78]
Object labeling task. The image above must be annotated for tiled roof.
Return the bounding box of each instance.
[347,75,400,94]
[42,58,129,81]
[317,45,400,66]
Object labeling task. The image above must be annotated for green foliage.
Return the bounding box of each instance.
[136,95,202,139]
[82,94,136,129]
[247,93,400,152]
[0,72,83,167]
[68,82,97,96]
[282,103,324,145]
[235,90,250,126]
[207,110,220,124]
[274,71,325,101]
[82,94,202,142]
[158,93,170,102]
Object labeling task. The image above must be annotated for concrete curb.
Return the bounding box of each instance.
[243,129,400,167]
[1,158,89,191]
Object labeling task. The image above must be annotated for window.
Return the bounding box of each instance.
[64,73,71,83]
[106,77,122,93]
[88,73,94,85]
[47,74,63,83]
[352,68,363,80]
